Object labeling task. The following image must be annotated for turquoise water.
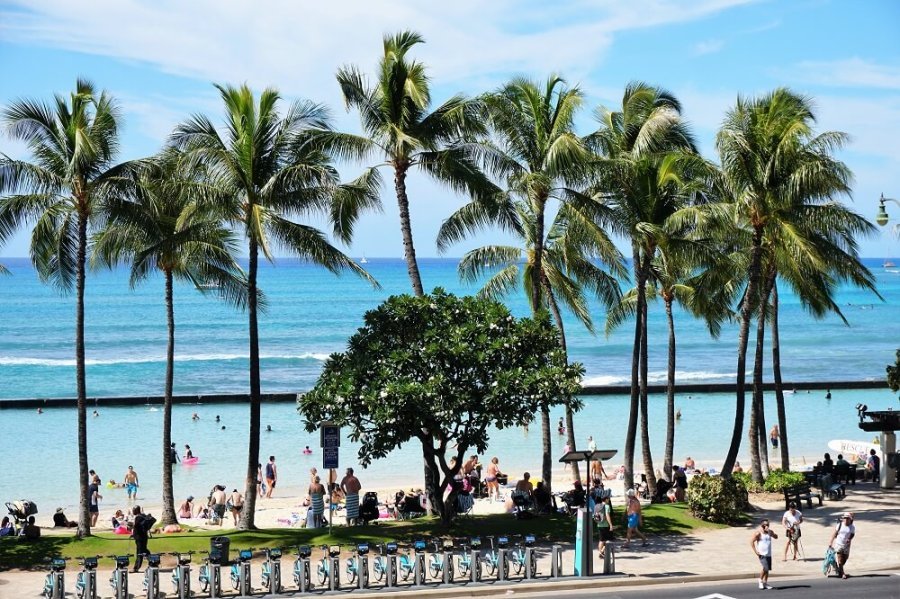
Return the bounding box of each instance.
[0,257,897,511]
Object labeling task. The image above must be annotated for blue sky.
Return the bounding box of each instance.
[1,0,899,258]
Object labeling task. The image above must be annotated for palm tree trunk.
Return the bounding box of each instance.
[393,163,424,297]
[623,247,642,491]
[75,212,90,538]
[532,196,551,490]
[663,296,676,481]
[749,299,766,483]
[161,269,177,526]
[240,237,261,529]
[638,254,656,497]
[546,287,580,483]
[722,228,764,477]
[540,406,552,492]
[770,279,790,470]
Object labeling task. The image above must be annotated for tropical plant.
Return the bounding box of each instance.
[587,82,700,494]
[171,83,380,528]
[0,79,134,536]
[685,473,749,524]
[716,88,878,479]
[888,349,900,393]
[336,30,496,296]
[92,151,250,525]
[440,75,610,492]
[298,289,584,524]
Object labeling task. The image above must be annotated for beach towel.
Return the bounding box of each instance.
[822,546,837,575]
[345,493,360,519]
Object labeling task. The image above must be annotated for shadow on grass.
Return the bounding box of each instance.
[0,537,70,572]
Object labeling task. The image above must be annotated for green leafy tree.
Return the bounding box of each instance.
[336,31,496,296]
[298,289,584,524]
[172,84,380,528]
[888,349,900,393]
[0,80,134,536]
[93,151,250,525]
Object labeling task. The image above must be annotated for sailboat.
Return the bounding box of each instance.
[884,260,896,268]
[359,256,369,264]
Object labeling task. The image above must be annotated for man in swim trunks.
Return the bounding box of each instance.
[89,475,102,526]
[341,468,362,525]
[265,456,277,498]
[124,466,139,499]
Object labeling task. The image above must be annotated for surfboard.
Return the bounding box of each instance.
[827,439,880,463]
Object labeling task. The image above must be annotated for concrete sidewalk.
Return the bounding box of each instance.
[1,484,897,598]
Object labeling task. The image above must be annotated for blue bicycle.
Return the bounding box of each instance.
[456,537,482,581]
[372,542,398,585]
[292,545,313,589]
[74,556,98,599]
[316,544,342,586]
[42,557,68,599]
[230,548,254,594]
[509,534,536,576]
[345,543,369,586]
[428,538,454,581]
[481,535,509,577]
[398,540,427,582]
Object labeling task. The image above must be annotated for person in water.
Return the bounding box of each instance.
[184,444,194,459]
[123,466,139,499]
[302,445,313,455]
[266,425,272,432]
[170,442,179,464]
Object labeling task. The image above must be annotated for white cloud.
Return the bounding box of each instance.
[693,38,724,55]
[791,58,900,91]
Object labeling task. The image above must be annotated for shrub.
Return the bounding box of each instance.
[686,474,749,523]
[762,469,806,493]
[733,471,763,493]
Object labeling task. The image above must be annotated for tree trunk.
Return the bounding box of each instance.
[722,227,764,477]
[749,297,766,484]
[638,254,656,497]
[239,236,261,529]
[771,280,790,471]
[393,163,424,297]
[540,406,552,493]
[161,270,177,525]
[623,246,642,491]
[421,438,442,519]
[532,196,551,491]
[546,287,580,482]
[663,295,676,482]
[75,212,90,538]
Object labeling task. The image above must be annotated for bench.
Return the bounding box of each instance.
[782,483,823,510]
[819,474,846,500]
[832,464,858,485]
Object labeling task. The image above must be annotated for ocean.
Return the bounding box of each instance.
[0,257,897,512]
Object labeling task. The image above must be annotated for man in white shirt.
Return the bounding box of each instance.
[781,503,803,561]
[750,518,778,590]
[828,512,856,579]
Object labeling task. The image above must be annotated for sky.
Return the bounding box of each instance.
[1,0,899,258]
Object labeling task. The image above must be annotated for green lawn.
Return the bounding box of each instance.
[0,503,725,571]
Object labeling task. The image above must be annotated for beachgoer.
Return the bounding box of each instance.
[36,407,43,414]
[215,415,220,423]
[672,466,688,502]
[594,492,615,557]
[822,453,834,474]
[623,489,647,548]
[184,445,193,459]
[191,412,199,421]
[208,485,227,525]
[557,417,565,435]
[52,508,76,528]
[826,389,832,399]
[302,445,313,455]
[588,435,597,452]
[829,512,855,579]
[89,476,102,526]
[266,425,272,432]
[123,466,139,499]
[0,516,15,537]
[865,449,880,482]
[675,408,682,420]
[782,502,803,561]
[265,455,277,498]
[170,443,180,464]
[19,515,40,540]
[836,454,850,467]
[734,461,744,473]
[341,468,362,526]
[177,496,194,519]
[684,456,696,470]
[750,518,778,590]
[111,509,128,530]
[228,489,244,523]
[92,410,99,417]
[131,506,156,572]
[257,463,266,497]
[485,457,502,502]
[770,424,779,449]
[533,481,553,514]
[307,476,325,529]
[591,459,607,481]
[514,472,534,497]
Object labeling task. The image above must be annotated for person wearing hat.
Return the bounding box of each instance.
[750,518,778,590]
[828,512,856,579]
[178,495,194,519]
[623,488,648,548]
[781,502,803,561]
[52,507,76,528]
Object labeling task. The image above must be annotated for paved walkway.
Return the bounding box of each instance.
[1,484,897,597]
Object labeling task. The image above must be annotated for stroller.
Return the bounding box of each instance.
[6,499,38,527]
[360,491,379,525]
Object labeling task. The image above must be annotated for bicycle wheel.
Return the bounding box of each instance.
[529,552,537,576]
[458,558,469,579]
[512,553,524,575]
[447,558,454,582]
[429,557,440,579]
[400,563,411,581]
[483,555,496,577]
[317,562,328,586]
[373,561,384,582]
[347,561,358,585]
[199,574,209,593]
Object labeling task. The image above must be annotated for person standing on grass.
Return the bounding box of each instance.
[750,518,778,590]
[131,506,156,573]
[623,489,647,548]
[829,512,856,579]
[265,456,277,498]
[341,468,362,526]
[594,492,615,557]
[782,502,803,561]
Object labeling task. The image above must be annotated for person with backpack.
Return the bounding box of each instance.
[828,512,856,579]
[131,506,156,573]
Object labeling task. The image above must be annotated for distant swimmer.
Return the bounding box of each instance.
[826,389,832,400]
[676,409,682,420]
[266,425,272,432]
[123,466,140,499]
[184,444,194,459]
[191,413,199,421]
[302,445,313,455]
[92,410,99,417]
[215,415,221,423]
[221,425,226,430]
[557,417,565,435]
[36,407,43,414]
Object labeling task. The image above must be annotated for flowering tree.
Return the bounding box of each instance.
[298,289,583,524]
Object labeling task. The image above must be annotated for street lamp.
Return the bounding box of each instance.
[876,193,900,226]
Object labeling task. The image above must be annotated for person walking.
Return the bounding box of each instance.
[750,518,778,590]
[265,455,277,498]
[829,512,856,579]
[341,468,362,526]
[769,424,779,449]
[228,488,244,524]
[131,506,156,573]
[123,465,140,500]
[594,492,615,557]
[88,475,102,527]
[485,457,502,502]
[623,489,647,548]
[782,503,803,560]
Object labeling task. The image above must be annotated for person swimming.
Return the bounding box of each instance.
[184,444,194,459]
[303,445,313,455]
[92,410,99,417]
[191,412,199,421]
[215,415,221,423]
[266,425,272,432]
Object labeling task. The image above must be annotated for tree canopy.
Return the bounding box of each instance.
[298,288,584,522]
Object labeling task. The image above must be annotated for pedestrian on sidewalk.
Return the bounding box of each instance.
[828,512,856,579]
[623,489,647,548]
[782,502,803,561]
[750,518,778,590]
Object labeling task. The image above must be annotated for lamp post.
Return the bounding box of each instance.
[876,193,900,226]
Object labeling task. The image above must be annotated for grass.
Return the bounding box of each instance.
[0,503,725,571]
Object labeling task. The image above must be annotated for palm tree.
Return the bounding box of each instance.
[0,80,132,536]
[92,151,249,525]
[716,88,875,478]
[440,75,606,491]
[587,83,698,493]
[172,84,380,528]
[336,30,496,296]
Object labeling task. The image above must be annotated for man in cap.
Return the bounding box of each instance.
[828,512,856,579]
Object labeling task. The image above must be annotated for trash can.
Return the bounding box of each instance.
[210,536,231,564]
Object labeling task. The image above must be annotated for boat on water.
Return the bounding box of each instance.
[884,260,896,268]
[359,256,369,264]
